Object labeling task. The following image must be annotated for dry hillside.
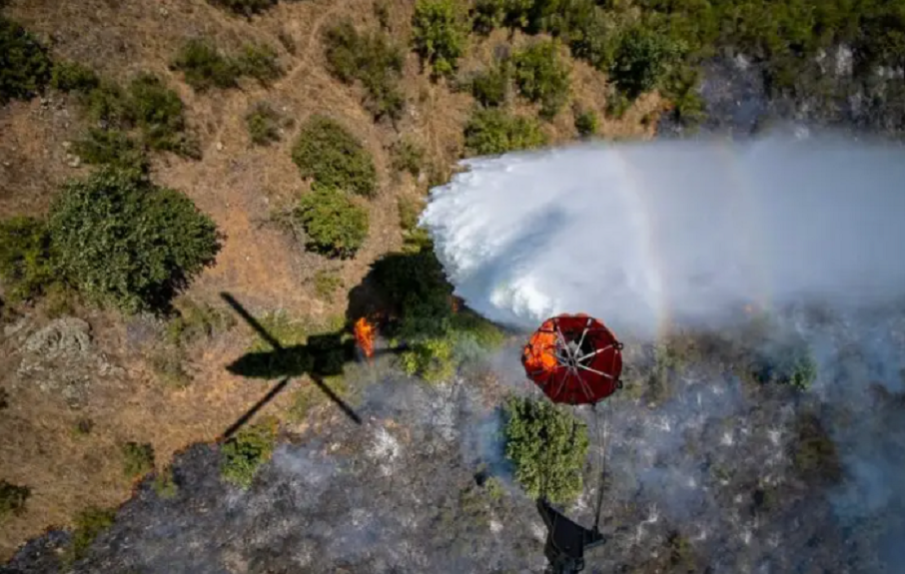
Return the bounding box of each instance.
[0,0,657,560]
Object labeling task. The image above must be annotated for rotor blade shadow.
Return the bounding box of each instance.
[220,291,363,428]
[222,378,291,439]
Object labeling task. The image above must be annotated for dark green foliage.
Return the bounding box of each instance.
[235,43,283,84]
[171,39,241,91]
[209,0,276,16]
[504,396,588,504]
[0,217,55,302]
[611,27,678,99]
[411,0,471,77]
[73,128,148,172]
[790,412,843,485]
[48,168,221,314]
[372,249,454,340]
[220,419,277,488]
[0,16,52,103]
[473,0,533,33]
[753,340,818,391]
[324,21,404,120]
[471,63,511,107]
[84,81,132,126]
[121,442,155,479]
[390,138,425,177]
[397,196,432,253]
[68,507,116,562]
[0,480,30,519]
[51,61,100,93]
[295,186,369,259]
[152,467,178,499]
[574,108,598,137]
[128,73,193,154]
[245,102,282,145]
[291,115,377,197]
[166,300,236,346]
[512,40,571,118]
[464,108,546,156]
[172,39,282,91]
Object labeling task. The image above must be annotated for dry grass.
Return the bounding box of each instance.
[0,0,658,560]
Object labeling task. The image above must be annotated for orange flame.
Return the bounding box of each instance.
[522,319,558,375]
[354,317,375,360]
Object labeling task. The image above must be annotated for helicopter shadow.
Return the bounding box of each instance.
[219,292,366,437]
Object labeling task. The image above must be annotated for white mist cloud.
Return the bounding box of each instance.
[421,136,905,338]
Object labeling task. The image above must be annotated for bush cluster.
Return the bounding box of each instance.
[171,39,283,92]
[464,108,546,156]
[411,0,471,77]
[471,63,511,107]
[291,115,377,197]
[0,480,30,519]
[48,168,221,314]
[295,186,369,259]
[503,396,588,504]
[67,507,116,563]
[220,419,277,489]
[324,21,405,120]
[0,16,52,103]
[0,217,55,302]
[512,40,571,119]
[209,0,277,16]
[574,107,598,137]
[121,442,155,479]
[245,102,282,145]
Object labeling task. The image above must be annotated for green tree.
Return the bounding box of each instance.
[513,40,571,119]
[0,217,55,302]
[574,108,598,137]
[291,115,377,197]
[324,20,405,120]
[611,27,679,99]
[295,186,370,259]
[464,108,546,156]
[171,39,241,91]
[473,0,534,33]
[220,420,277,489]
[412,0,471,77]
[0,16,52,103]
[471,63,511,107]
[504,396,589,504]
[48,168,221,314]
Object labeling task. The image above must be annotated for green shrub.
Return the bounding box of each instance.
[473,0,533,33]
[152,467,178,499]
[411,0,471,77]
[324,21,405,120]
[73,128,148,172]
[504,396,588,504]
[401,337,456,382]
[209,0,276,16]
[291,115,377,197]
[84,80,132,126]
[68,507,116,563]
[235,43,283,84]
[121,442,155,479]
[49,168,221,314]
[165,299,236,346]
[295,186,369,259]
[791,412,842,485]
[245,102,282,145]
[0,216,55,302]
[51,61,100,93]
[220,419,277,488]
[512,40,571,119]
[397,197,432,253]
[0,480,30,519]
[471,63,511,107]
[171,39,241,91]
[753,341,818,391]
[313,269,342,302]
[574,108,598,137]
[390,139,425,177]
[0,17,52,103]
[372,250,453,340]
[611,27,678,99]
[464,108,546,156]
[149,349,192,389]
[128,73,194,154]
